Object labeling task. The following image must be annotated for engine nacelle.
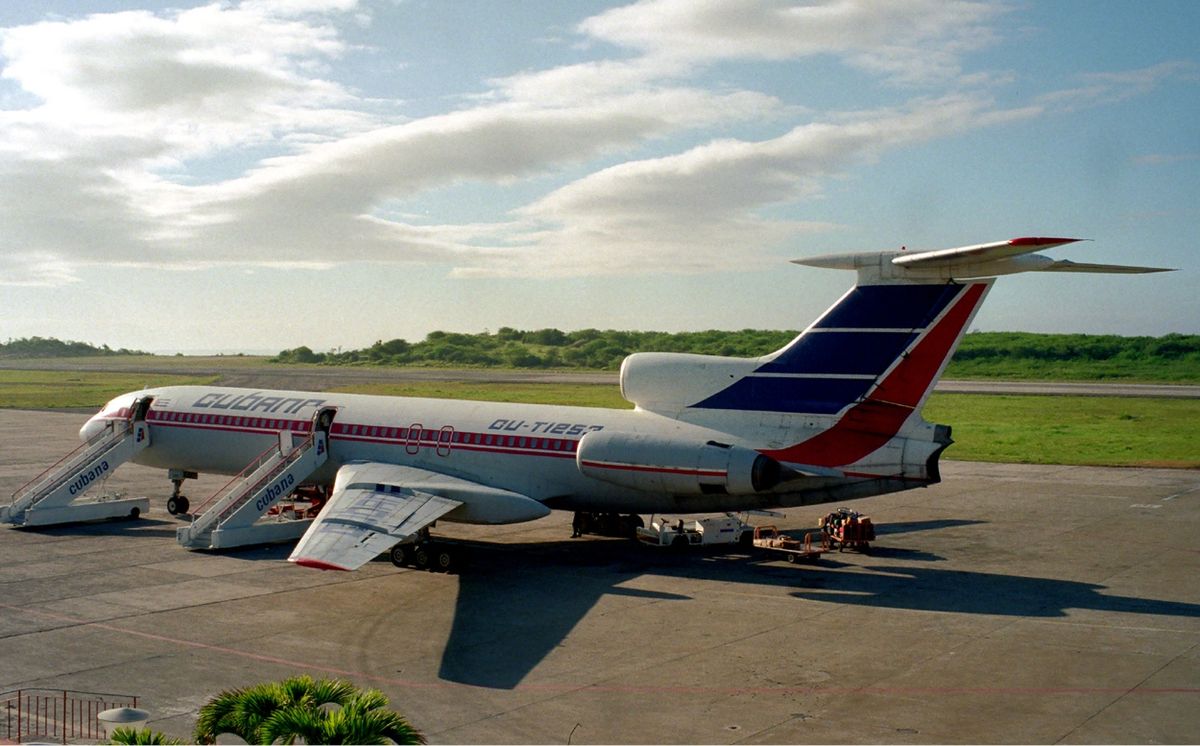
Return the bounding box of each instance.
[620,352,759,413]
[576,430,784,496]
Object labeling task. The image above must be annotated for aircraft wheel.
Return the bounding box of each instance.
[413,545,431,570]
[166,496,186,515]
[390,544,411,568]
[432,546,455,574]
[621,514,644,538]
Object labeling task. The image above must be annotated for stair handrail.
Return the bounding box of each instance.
[187,438,285,518]
[9,419,131,502]
[214,432,317,524]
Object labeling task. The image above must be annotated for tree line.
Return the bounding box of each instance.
[0,336,147,358]
[273,327,798,370]
[273,328,1200,376]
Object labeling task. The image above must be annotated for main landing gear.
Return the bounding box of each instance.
[571,511,644,539]
[390,529,461,573]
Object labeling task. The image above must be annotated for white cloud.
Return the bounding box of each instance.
[450,94,1031,277]
[1035,61,1198,112]
[0,0,378,282]
[1,0,1170,289]
[579,0,1006,85]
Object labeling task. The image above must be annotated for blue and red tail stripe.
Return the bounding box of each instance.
[763,282,990,466]
[690,282,978,416]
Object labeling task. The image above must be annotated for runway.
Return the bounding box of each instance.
[1,409,1197,743]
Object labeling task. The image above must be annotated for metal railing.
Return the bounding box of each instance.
[9,421,131,506]
[0,688,138,744]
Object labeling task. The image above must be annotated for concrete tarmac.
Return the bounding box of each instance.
[1,409,1198,744]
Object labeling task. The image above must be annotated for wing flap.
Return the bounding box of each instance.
[288,462,463,571]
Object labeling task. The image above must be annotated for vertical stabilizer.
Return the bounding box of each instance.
[689,280,985,417]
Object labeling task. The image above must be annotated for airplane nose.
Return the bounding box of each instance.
[79,416,106,442]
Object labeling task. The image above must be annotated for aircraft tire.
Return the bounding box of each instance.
[432,546,455,574]
[622,514,644,538]
[166,496,181,515]
[413,545,431,570]
[390,544,411,568]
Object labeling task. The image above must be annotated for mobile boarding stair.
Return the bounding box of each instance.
[176,423,329,550]
[1,407,151,526]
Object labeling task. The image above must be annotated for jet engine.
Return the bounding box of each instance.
[575,430,785,496]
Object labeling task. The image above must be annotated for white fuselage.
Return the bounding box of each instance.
[82,384,933,517]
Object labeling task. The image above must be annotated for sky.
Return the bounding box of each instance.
[1,0,1196,354]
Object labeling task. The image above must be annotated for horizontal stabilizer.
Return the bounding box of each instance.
[889,237,1082,267]
[1037,259,1175,274]
[794,237,1174,282]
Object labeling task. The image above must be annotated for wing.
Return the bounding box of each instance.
[289,461,551,571]
[288,462,464,571]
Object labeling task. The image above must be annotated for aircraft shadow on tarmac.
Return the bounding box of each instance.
[789,564,1200,620]
[436,527,1200,690]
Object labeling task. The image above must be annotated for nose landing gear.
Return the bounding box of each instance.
[166,469,197,515]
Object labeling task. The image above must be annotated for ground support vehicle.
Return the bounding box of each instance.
[636,514,753,549]
[820,508,875,551]
[752,525,828,563]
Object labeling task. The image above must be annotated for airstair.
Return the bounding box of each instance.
[176,422,330,550]
[2,409,151,526]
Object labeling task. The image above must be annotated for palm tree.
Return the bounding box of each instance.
[193,675,356,744]
[106,726,183,744]
[193,675,423,745]
[260,689,425,745]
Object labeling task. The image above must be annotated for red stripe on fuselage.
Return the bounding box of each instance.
[764,282,987,467]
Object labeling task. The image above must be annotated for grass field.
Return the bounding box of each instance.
[328,381,632,409]
[0,370,217,410]
[0,369,1194,468]
[921,394,1199,468]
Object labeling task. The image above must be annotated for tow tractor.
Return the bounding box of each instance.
[819,507,875,551]
[636,513,754,549]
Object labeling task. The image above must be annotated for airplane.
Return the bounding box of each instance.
[4,237,1171,573]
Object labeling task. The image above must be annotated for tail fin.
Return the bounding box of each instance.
[621,237,1171,424]
[690,280,985,415]
[699,237,1171,417]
